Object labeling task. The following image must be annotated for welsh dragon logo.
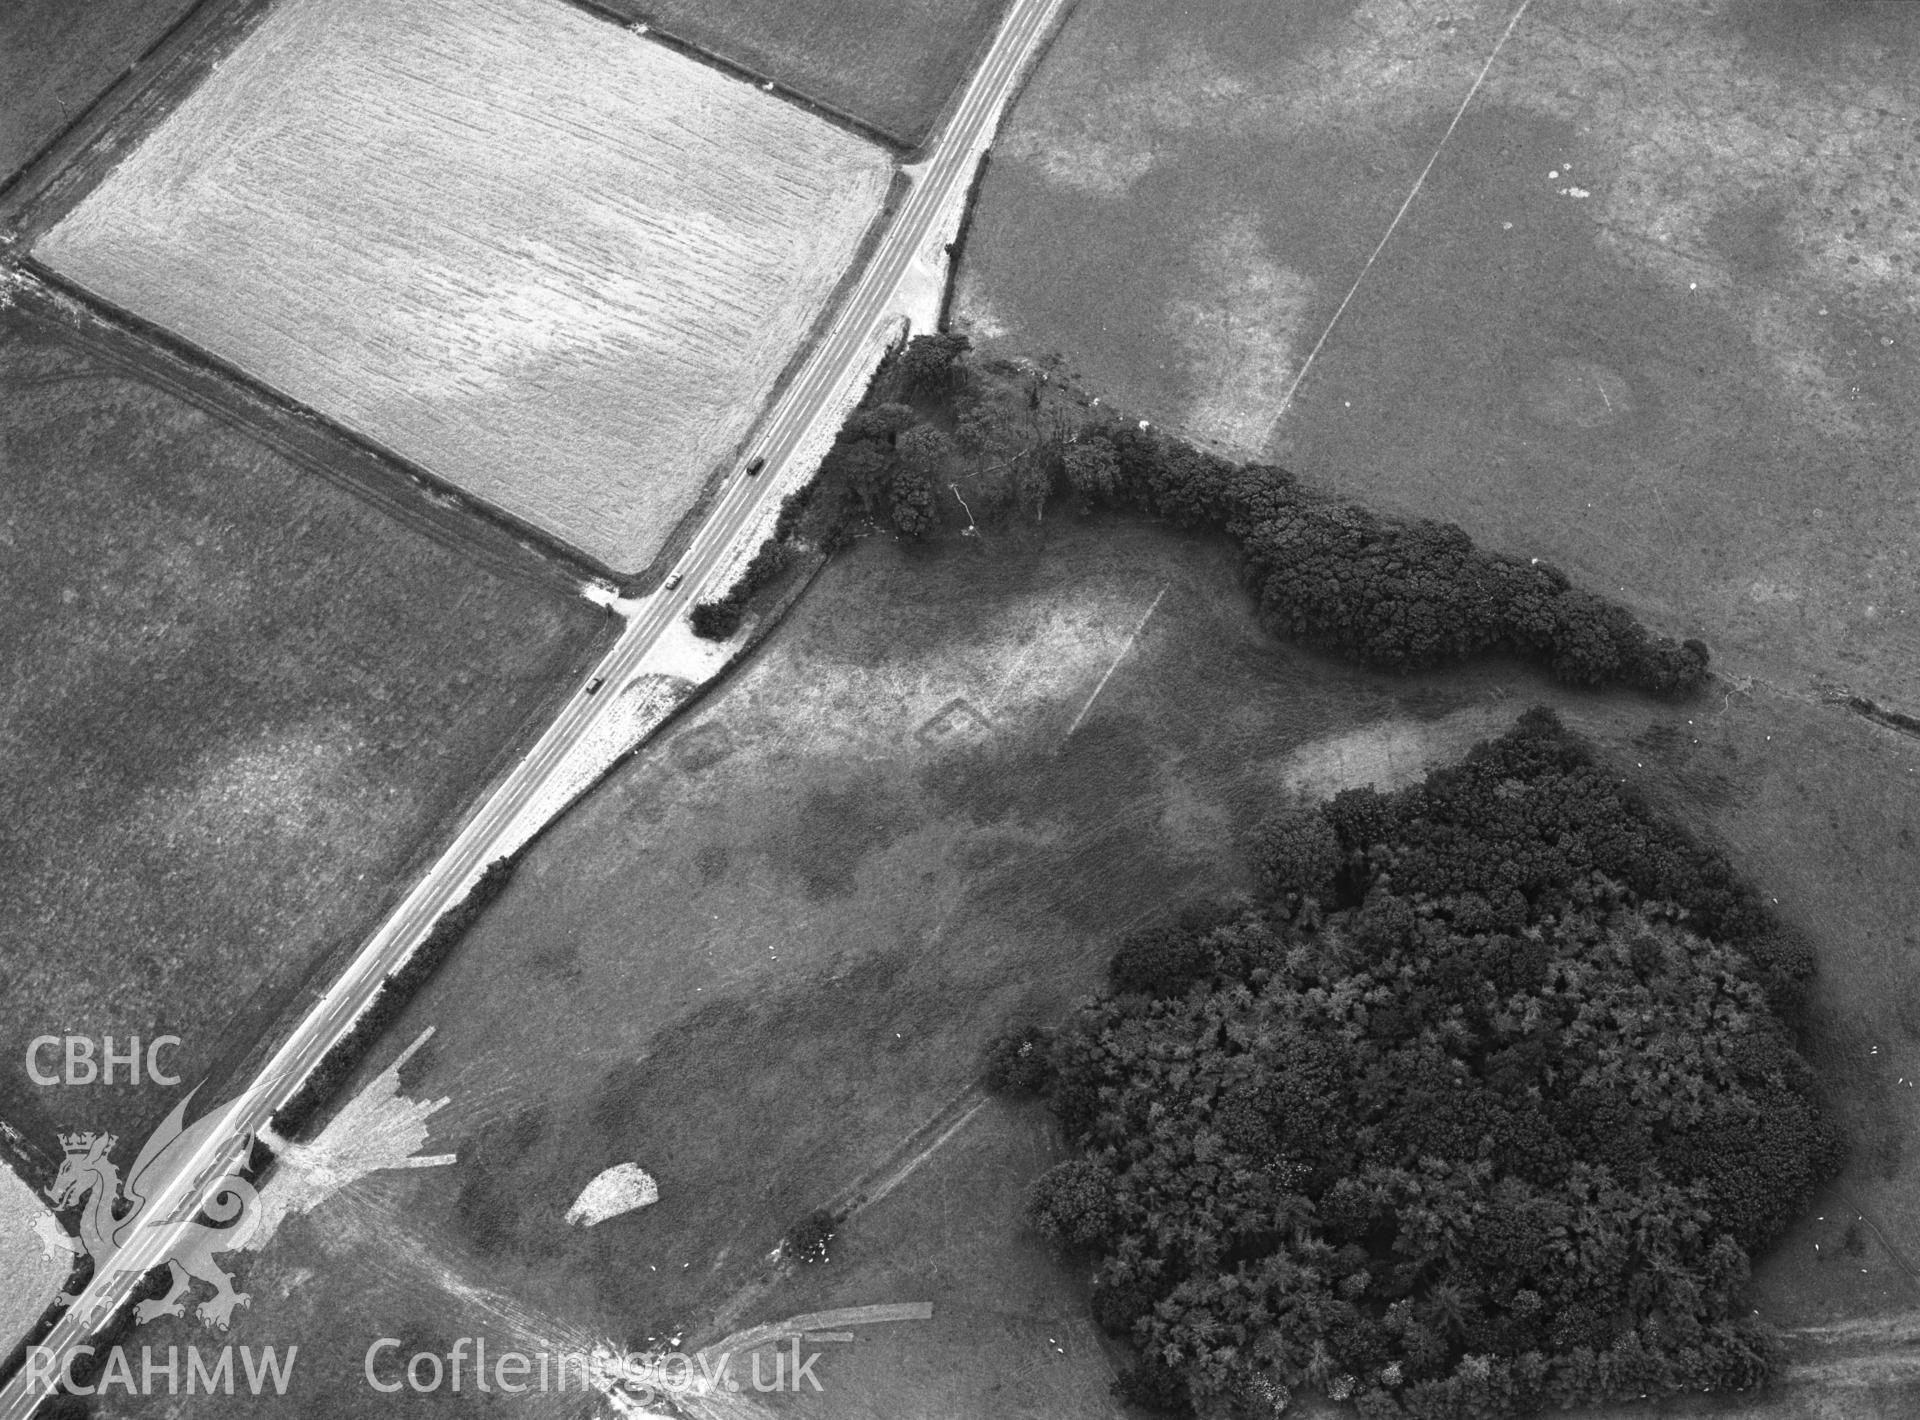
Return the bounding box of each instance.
[34,1029,455,1332]
[41,1093,259,1329]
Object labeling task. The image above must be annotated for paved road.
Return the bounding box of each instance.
[2,0,1067,1409]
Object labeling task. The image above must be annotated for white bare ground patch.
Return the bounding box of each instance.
[893,254,950,342]
[248,1029,453,1252]
[1165,213,1316,458]
[952,286,1013,343]
[503,672,702,857]
[36,0,891,573]
[0,1157,69,1347]
[565,1163,659,1227]
[1280,704,1515,800]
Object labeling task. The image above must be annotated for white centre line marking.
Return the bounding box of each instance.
[1275,0,1537,425]
[1064,582,1169,741]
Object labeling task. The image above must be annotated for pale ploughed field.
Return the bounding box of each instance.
[35,0,893,574]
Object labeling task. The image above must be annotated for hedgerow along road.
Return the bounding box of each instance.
[1,0,1071,1410]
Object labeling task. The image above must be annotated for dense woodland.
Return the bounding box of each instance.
[1001,710,1836,1418]
[698,336,1709,700]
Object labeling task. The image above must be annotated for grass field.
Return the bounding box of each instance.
[956,0,1920,708]
[0,0,199,187]
[604,0,1009,147]
[35,0,893,576]
[107,498,1920,1416]
[765,1098,1130,1420]
[0,297,608,1160]
[104,514,1552,1413]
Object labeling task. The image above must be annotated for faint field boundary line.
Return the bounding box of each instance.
[1274,0,1538,425]
[859,1096,992,1213]
[826,1083,992,1225]
[1064,582,1169,741]
[698,1084,987,1343]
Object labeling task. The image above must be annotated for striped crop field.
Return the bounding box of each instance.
[35,0,893,574]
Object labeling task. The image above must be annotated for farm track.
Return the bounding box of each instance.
[697,1086,992,1345]
[0,0,1071,1410]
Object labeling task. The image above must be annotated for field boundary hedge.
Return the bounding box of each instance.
[1073,424,1710,695]
[772,346,1713,697]
[270,856,517,1139]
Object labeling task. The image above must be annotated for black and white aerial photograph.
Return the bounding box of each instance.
[2,0,1917,1415]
